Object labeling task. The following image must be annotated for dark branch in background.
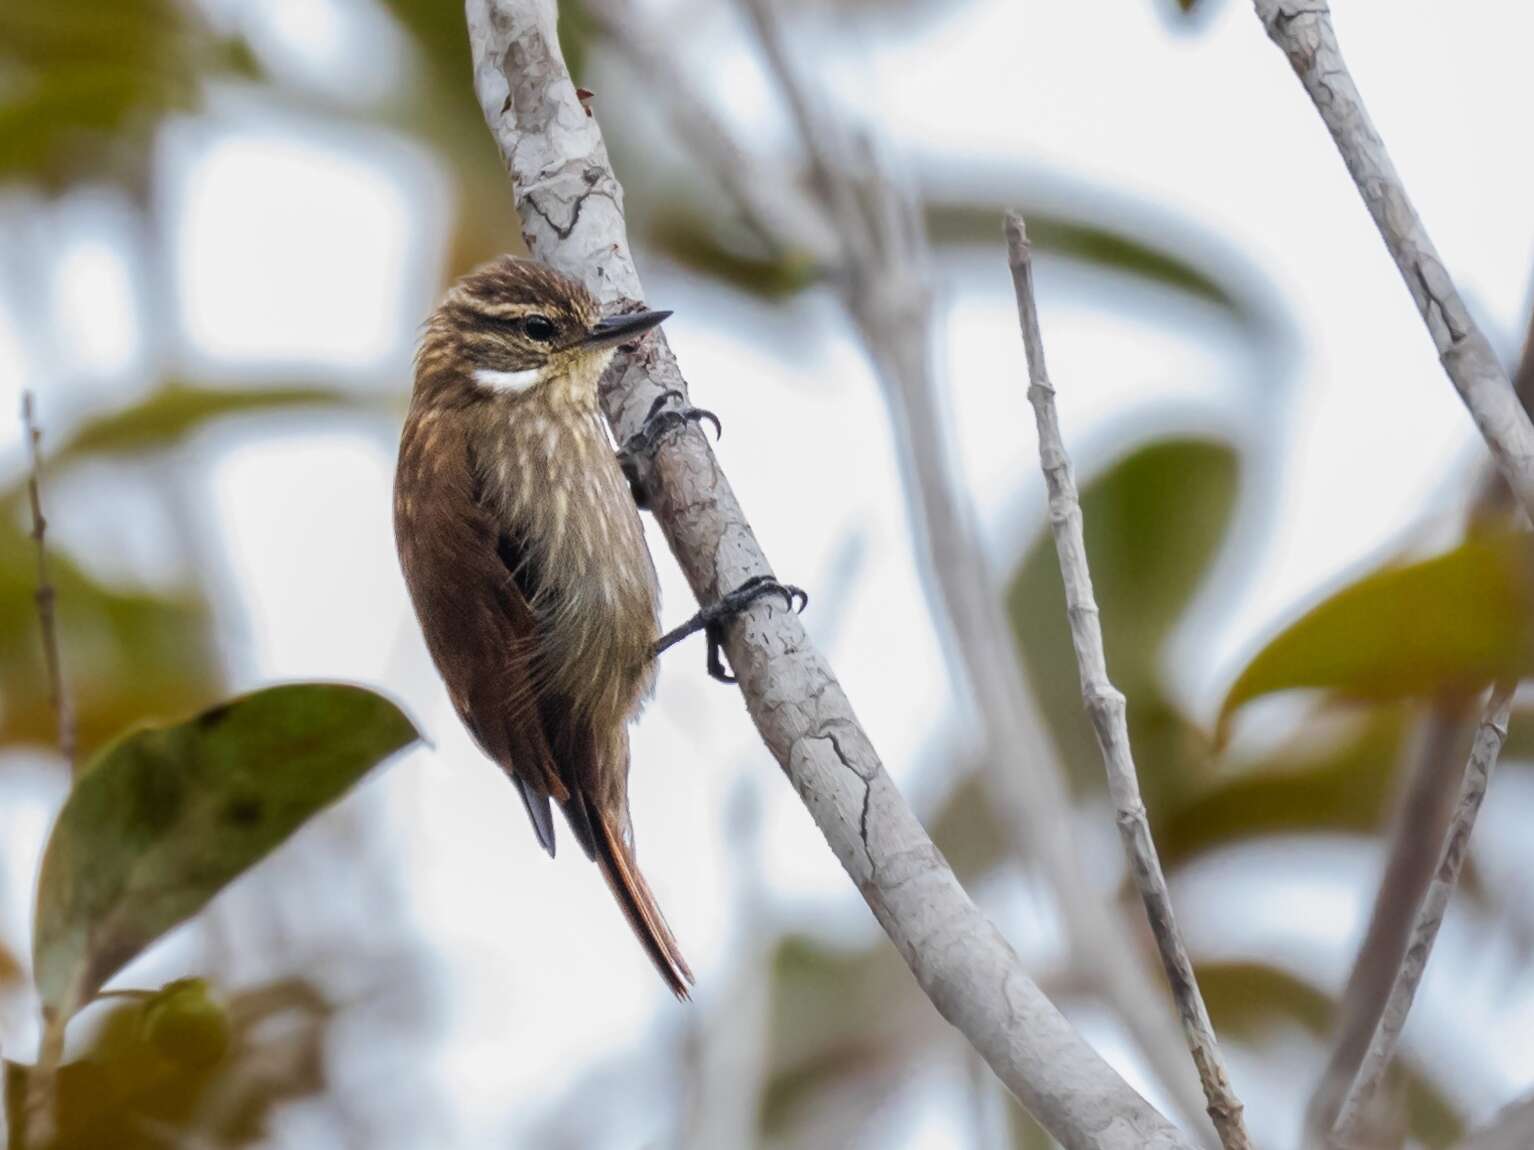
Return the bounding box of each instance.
[22,391,75,773]
[1330,684,1514,1145]
[461,1,1201,1145]
[1008,213,1253,1150]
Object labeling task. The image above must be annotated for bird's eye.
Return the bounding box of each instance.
[523,315,557,341]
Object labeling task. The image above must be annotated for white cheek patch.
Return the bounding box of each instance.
[473,366,546,393]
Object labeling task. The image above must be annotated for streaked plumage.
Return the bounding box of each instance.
[394,256,691,996]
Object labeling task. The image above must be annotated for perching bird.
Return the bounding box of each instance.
[394,255,800,997]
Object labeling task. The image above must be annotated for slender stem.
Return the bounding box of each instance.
[1330,682,1515,1146]
[1006,213,1253,1150]
[1253,0,1534,524]
[464,2,1200,1145]
[21,392,75,773]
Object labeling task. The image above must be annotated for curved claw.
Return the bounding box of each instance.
[643,389,685,425]
[685,407,723,442]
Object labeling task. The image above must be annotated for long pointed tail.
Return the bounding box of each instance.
[584,799,694,999]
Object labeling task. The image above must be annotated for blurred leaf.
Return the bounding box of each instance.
[648,210,821,299]
[925,202,1243,315]
[929,772,1009,885]
[139,978,230,1070]
[1196,961,1334,1038]
[762,934,936,1136]
[1217,534,1534,739]
[1008,1102,1058,1150]
[32,684,419,1024]
[0,0,250,189]
[0,943,19,990]
[47,382,365,471]
[1158,706,1407,869]
[0,520,219,759]
[1008,438,1237,801]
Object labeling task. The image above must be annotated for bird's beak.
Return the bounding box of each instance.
[583,309,671,350]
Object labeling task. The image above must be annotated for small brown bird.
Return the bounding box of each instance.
[396,256,802,997]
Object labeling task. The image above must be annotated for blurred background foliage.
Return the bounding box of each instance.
[1,0,1531,1147]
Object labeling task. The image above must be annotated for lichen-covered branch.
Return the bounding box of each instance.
[1007,213,1252,1150]
[462,1,1200,1144]
[1253,0,1534,522]
[1330,683,1515,1146]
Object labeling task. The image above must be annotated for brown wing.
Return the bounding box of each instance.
[394,406,568,853]
[395,405,693,995]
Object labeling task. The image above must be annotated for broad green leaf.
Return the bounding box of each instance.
[0,0,248,189]
[47,383,363,470]
[32,684,418,1024]
[1157,706,1407,869]
[647,209,821,300]
[1008,438,1238,799]
[1217,534,1534,738]
[1196,961,1334,1038]
[925,202,1244,316]
[0,521,219,759]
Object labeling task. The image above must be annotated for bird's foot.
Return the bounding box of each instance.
[654,574,808,683]
[619,390,721,510]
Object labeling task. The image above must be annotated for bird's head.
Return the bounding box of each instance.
[415,256,669,408]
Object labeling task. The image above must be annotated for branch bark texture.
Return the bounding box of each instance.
[462,2,1198,1145]
[1007,214,1252,1150]
[1330,683,1515,1146]
[1253,0,1534,522]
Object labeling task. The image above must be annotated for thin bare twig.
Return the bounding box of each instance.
[1330,682,1516,1145]
[1253,0,1534,524]
[1007,213,1252,1150]
[463,1,1198,1145]
[21,391,75,772]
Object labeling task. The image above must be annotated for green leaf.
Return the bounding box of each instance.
[647,210,822,300]
[1217,534,1534,738]
[0,521,219,759]
[0,0,246,189]
[32,684,419,1025]
[925,202,1244,316]
[47,383,363,470]
[1007,438,1238,800]
[1196,960,1334,1038]
[1157,705,1408,870]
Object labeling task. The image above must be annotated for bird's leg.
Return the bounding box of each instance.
[654,574,809,683]
[619,390,721,511]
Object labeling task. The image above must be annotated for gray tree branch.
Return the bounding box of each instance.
[1330,683,1515,1146]
[1007,213,1252,1150]
[1253,0,1534,522]
[462,1,1200,1145]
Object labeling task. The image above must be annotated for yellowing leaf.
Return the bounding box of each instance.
[1217,534,1534,738]
[32,684,419,1025]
